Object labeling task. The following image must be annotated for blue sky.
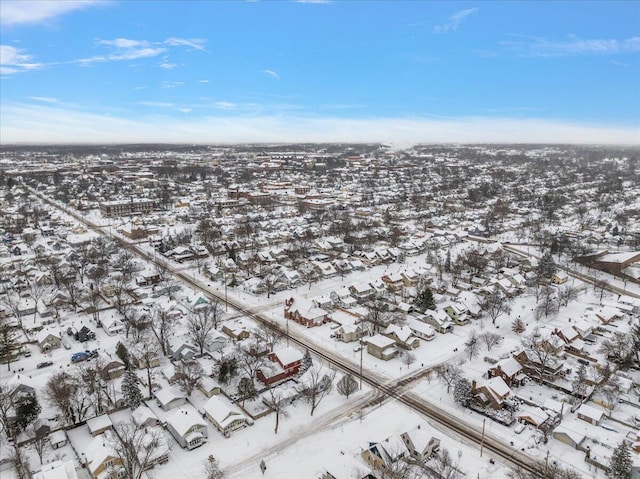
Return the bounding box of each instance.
[1,0,639,144]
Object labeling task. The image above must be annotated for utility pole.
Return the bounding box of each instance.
[480,418,486,457]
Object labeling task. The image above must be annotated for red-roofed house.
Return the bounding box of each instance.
[257,346,304,385]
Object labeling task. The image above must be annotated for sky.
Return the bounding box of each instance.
[0,0,639,145]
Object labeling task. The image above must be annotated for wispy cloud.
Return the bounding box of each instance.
[433,8,478,34]
[27,96,58,103]
[159,61,177,70]
[263,69,280,79]
[500,35,640,57]
[215,101,238,110]
[161,81,185,89]
[0,0,104,26]
[76,37,207,65]
[199,80,210,83]
[138,101,192,113]
[164,37,207,51]
[0,45,43,75]
[2,102,638,145]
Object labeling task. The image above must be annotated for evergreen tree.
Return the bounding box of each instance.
[453,377,473,407]
[445,249,451,273]
[414,287,436,311]
[511,318,526,335]
[536,251,557,281]
[122,370,143,409]
[300,349,313,373]
[237,377,257,406]
[608,441,632,479]
[13,394,41,432]
[115,342,131,370]
[0,321,21,371]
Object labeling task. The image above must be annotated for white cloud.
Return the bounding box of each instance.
[199,80,210,83]
[27,96,58,103]
[501,35,640,57]
[0,0,104,26]
[215,101,238,110]
[433,8,478,34]
[263,69,280,79]
[159,61,177,70]
[161,81,185,89]
[164,37,207,51]
[138,101,175,108]
[0,45,43,74]
[2,103,638,145]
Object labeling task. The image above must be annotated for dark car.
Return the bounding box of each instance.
[86,349,99,359]
[37,361,54,369]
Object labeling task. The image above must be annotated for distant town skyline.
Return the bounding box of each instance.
[1,0,639,144]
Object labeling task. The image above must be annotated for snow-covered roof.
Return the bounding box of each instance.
[366,334,396,349]
[203,396,245,429]
[86,414,113,434]
[577,403,604,421]
[33,460,78,479]
[154,386,185,406]
[166,407,207,437]
[274,346,304,366]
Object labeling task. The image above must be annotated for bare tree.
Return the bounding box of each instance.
[204,454,225,479]
[337,373,359,399]
[511,318,526,335]
[297,365,336,416]
[363,297,393,335]
[149,305,176,356]
[537,286,559,318]
[479,288,512,325]
[236,344,267,380]
[598,332,634,366]
[107,420,167,479]
[26,423,50,464]
[464,330,480,361]
[263,386,289,434]
[426,448,465,479]
[520,329,559,382]
[185,301,225,355]
[558,284,579,307]
[402,350,417,367]
[175,360,204,396]
[44,370,92,425]
[434,364,461,393]
[255,323,282,352]
[479,332,503,351]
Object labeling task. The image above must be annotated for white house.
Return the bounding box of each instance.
[166,407,208,450]
[202,396,248,437]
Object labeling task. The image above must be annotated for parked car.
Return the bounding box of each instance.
[514,423,526,434]
[37,361,54,369]
[86,349,99,359]
[71,352,89,363]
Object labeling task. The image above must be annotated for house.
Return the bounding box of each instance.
[99,315,124,337]
[202,396,248,437]
[330,287,358,309]
[75,325,96,342]
[49,429,68,449]
[87,415,113,437]
[166,407,208,450]
[382,324,420,350]
[441,302,469,325]
[405,318,436,341]
[472,377,511,410]
[243,277,265,295]
[576,403,605,426]
[553,425,586,449]
[365,334,397,361]
[33,460,78,479]
[169,341,199,361]
[517,407,550,429]
[488,357,525,387]
[100,361,126,380]
[551,272,568,284]
[400,428,440,462]
[83,431,122,479]
[205,330,227,353]
[361,435,406,473]
[154,386,187,411]
[513,350,563,380]
[381,273,404,292]
[221,324,251,341]
[199,376,221,398]
[421,310,454,334]
[257,347,304,385]
[131,405,160,428]
[335,324,362,343]
[284,297,328,328]
[35,328,62,352]
[349,283,374,301]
